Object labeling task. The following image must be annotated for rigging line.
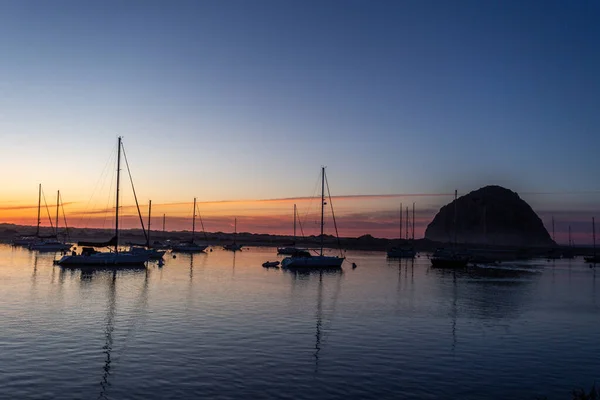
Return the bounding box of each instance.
[81,145,117,228]
[101,164,116,231]
[195,203,209,241]
[303,172,322,233]
[59,192,71,242]
[297,206,306,239]
[325,172,343,257]
[41,188,55,233]
[82,149,116,229]
[121,144,148,243]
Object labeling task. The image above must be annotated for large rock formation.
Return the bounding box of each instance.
[424,185,554,247]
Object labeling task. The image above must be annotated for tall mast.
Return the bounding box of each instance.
[163,214,166,234]
[405,206,409,240]
[55,190,60,236]
[293,204,297,244]
[192,197,196,243]
[147,200,152,247]
[115,137,122,253]
[320,167,325,256]
[552,216,555,242]
[568,225,572,247]
[412,202,415,241]
[36,183,41,237]
[234,217,237,244]
[593,217,596,257]
[453,190,458,246]
[399,202,403,241]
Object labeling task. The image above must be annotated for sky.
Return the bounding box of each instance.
[0,0,599,243]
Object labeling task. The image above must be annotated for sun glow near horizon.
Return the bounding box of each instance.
[2,190,600,244]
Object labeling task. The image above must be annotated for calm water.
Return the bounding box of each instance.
[1,244,598,400]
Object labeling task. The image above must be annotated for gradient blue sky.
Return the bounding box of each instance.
[0,0,599,241]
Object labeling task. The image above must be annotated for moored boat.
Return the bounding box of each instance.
[430,249,470,268]
[584,217,598,265]
[429,191,469,268]
[13,236,38,246]
[128,246,166,260]
[387,247,416,258]
[172,197,209,253]
[223,218,242,251]
[172,242,208,252]
[281,167,344,270]
[262,261,280,268]
[30,240,72,252]
[57,137,151,267]
[277,204,304,255]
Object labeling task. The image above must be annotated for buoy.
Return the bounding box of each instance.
[173,254,177,259]
[352,262,357,269]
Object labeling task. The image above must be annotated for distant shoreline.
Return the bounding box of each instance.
[1,223,594,259]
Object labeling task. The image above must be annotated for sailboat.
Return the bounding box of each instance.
[30,189,72,251]
[562,225,575,259]
[223,218,243,251]
[584,217,599,264]
[57,137,151,266]
[278,204,306,255]
[281,167,344,269]
[128,200,166,259]
[13,184,52,246]
[387,203,416,258]
[431,190,470,268]
[171,198,209,252]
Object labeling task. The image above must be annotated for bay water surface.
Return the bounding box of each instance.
[1,244,598,399]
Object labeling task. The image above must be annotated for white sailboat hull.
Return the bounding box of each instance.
[281,255,344,269]
[57,252,150,267]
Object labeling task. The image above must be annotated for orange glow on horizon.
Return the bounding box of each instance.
[0,193,451,238]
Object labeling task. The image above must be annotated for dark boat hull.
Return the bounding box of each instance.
[431,257,468,268]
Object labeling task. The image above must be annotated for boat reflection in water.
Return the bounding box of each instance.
[429,263,541,322]
[284,267,343,373]
[74,267,149,400]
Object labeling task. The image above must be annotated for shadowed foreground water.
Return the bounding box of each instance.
[0,244,598,400]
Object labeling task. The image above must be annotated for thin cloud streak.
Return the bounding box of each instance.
[0,202,75,211]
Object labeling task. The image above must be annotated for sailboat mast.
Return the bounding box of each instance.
[405,206,409,240]
[234,217,237,244]
[36,183,41,237]
[400,202,403,241]
[115,137,122,253]
[320,167,325,256]
[552,216,555,242]
[453,190,458,245]
[293,204,297,244]
[147,200,152,247]
[163,214,166,234]
[593,217,596,257]
[412,202,415,242]
[192,197,196,243]
[568,225,572,247]
[55,190,60,236]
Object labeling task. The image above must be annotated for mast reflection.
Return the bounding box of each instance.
[98,270,116,400]
[285,268,343,373]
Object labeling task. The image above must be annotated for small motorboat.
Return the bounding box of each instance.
[262,261,280,268]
